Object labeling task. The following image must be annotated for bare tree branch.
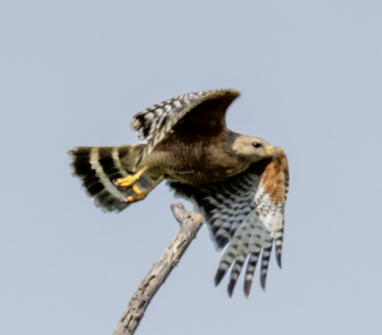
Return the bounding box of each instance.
[113,203,203,335]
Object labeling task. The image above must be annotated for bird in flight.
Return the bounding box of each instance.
[69,89,289,297]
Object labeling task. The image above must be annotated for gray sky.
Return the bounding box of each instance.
[1,1,382,334]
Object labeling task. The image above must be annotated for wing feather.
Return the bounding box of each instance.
[168,147,289,296]
[131,89,240,165]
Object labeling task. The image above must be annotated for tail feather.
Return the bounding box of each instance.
[69,145,157,212]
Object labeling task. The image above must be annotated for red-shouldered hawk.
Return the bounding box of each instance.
[69,89,289,297]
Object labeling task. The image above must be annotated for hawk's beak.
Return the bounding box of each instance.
[266,146,277,158]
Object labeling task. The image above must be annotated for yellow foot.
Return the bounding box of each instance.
[122,175,165,204]
[114,166,148,188]
[124,185,148,204]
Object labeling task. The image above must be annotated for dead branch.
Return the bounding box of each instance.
[113,203,203,335]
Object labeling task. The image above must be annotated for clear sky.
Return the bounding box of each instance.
[1,1,382,334]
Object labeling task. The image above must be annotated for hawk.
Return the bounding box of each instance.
[69,89,289,297]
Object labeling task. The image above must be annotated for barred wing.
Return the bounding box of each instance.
[168,148,289,297]
[131,89,240,165]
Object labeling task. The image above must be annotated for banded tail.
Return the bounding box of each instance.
[69,145,158,212]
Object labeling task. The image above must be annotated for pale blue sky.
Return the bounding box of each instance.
[1,1,382,334]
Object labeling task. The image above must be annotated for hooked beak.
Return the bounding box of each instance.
[266,145,277,158]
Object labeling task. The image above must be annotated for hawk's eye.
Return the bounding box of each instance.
[252,142,261,148]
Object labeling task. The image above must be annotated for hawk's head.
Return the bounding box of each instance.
[231,134,276,163]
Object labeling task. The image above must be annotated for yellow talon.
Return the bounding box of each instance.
[125,192,146,204]
[132,185,143,194]
[125,185,147,203]
[123,175,165,204]
[114,166,148,188]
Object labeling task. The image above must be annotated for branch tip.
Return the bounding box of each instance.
[171,202,187,225]
[114,202,203,335]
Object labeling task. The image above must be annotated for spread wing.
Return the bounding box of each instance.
[130,88,240,165]
[168,147,289,297]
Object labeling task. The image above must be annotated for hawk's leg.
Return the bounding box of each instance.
[124,175,165,204]
[114,166,149,188]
